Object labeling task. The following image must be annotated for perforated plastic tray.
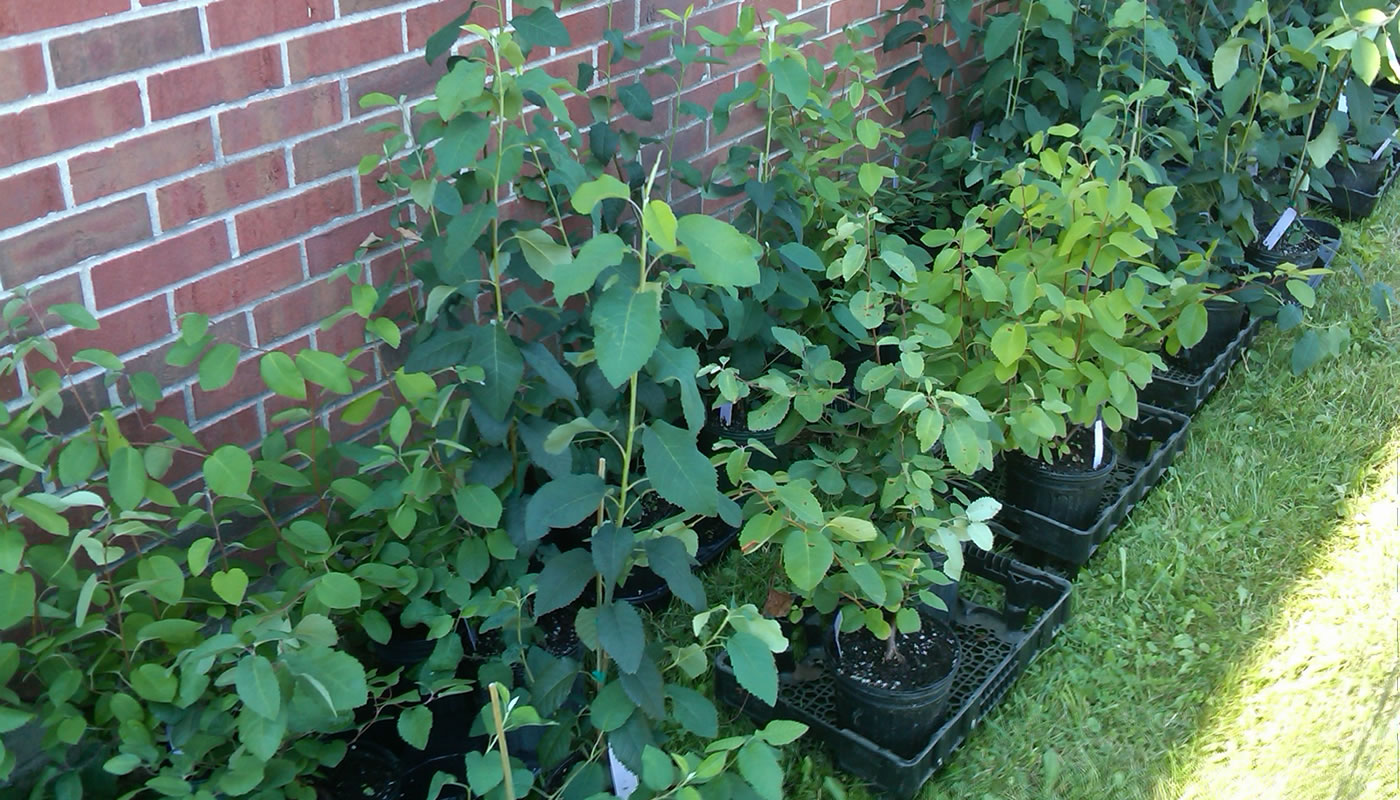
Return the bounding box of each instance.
[1140,315,1262,415]
[972,406,1191,572]
[713,548,1071,800]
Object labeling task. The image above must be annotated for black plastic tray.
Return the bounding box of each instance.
[1140,315,1262,415]
[713,548,1072,800]
[974,405,1191,570]
[1310,150,1398,221]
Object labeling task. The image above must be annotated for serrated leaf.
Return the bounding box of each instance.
[235,655,281,720]
[524,474,606,541]
[676,215,760,287]
[592,283,662,386]
[596,600,645,674]
[725,631,778,705]
[398,705,433,750]
[641,421,717,515]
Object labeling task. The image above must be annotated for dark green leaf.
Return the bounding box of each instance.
[647,342,704,433]
[512,7,570,49]
[983,14,1022,61]
[109,447,147,510]
[198,342,240,391]
[641,421,717,515]
[725,631,778,705]
[398,705,433,750]
[618,83,654,121]
[234,655,281,720]
[591,523,634,587]
[596,600,644,674]
[666,685,717,737]
[769,56,810,106]
[592,282,662,387]
[467,324,524,421]
[0,572,35,629]
[525,474,607,541]
[534,548,596,617]
[260,351,306,400]
[644,536,705,611]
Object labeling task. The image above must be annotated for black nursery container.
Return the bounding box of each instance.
[1169,298,1247,373]
[1244,223,1321,273]
[825,617,961,760]
[1003,441,1118,531]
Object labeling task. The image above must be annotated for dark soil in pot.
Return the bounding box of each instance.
[695,517,740,566]
[1003,428,1117,530]
[826,616,961,758]
[319,737,403,799]
[1245,222,1322,273]
[1168,297,1247,372]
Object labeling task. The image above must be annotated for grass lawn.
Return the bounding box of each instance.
[681,193,1400,800]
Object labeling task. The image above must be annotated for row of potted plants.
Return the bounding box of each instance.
[2,1,1397,797]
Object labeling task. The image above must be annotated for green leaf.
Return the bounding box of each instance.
[515,229,572,281]
[596,600,645,674]
[618,82,654,121]
[966,496,1000,522]
[104,754,142,775]
[11,497,68,537]
[398,705,433,750]
[455,484,503,528]
[592,282,662,386]
[296,350,352,394]
[1213,38,1244,88]
[109,447,147,510]
[769,56,811,106]
[467,324,524,421]
[436,60,486,121]
[571,174,631,213]
[285,520,332,553]
[676,215,760,287]
[211,568,249,605]
[943,418,983,475]
[645,535,706,611]
[315,573,362,609]
[51,303,98,330]
[130,663,177,703]
[969,266,1007,303]
[235,655,281,720]
[982,13,1022,61]
[554,232,624,302]
[782,528,833,592]
[1291,329,1324,374]
[512,7,570,48]
[990,322,1027,367]
[643,200,678,252]
[1305,123,1341,170]
[198,342,240,391]
[436,114,491,174]
[534,548,596,616]
[283,647,367,713]
[260,352,306,400]
[73,347,123,372]
[1176,301,1208,348]
[1286,279,1316,308]
[667,685,718,737]
[238,707,286,762]
[204,445,253,498]
[726,631,778,705]
[0,706,34,735]
[0,572,34,629]
[857,162,883,196]
[641,745,674,791]
[641,421,718,515]
[855,118,880,149]
[590,681,634,732]
[1354,36,1381,84]
[525,474,607,540]
[758,719,808,746]
[647,342,704,433]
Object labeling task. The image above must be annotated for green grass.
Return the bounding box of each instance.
[681,193,1400,800]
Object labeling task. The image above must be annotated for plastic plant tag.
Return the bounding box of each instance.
[970,121,984,142]
[1092,420,1105,469]
[832,609,843,660]
[718,402,734,425]
[1339,93,1349,113]
[893,154,900,188]
[1262,208,1298,250]
[1372,136,1393,161]
[608,745,639,799]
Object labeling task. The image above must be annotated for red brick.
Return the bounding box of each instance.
[90,224,232,310]
[206,0,335,47]
[233,179,356,253]
[69,120,216,204]
[252,278,351,344]
[0,165,64,229]
[304,210,393,275]
[407,1,498,51]
[0,83,144,169]
[0,46,47,104]
[0,369,20,405]
[559,4,636,49]
[195,405,262,449]
[219,84,344,154]
[347,59,439,115]
[157,153,290,230]
[173,246,303,317]
[292,113,397,183]
[287,15,403,82]
[7,275,85,337]
[124,314,249,392]
[0,196,152,287]
[0,0,127,36]
[192,355,266,419]
[341,0,406,12]
[49,9,203,88]
[149,47,284,120]
[43,297,172,367]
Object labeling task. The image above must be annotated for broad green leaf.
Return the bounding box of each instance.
[592,282,662,386]
[643,200,678,252]
[315,573,362,609]
[769,56,810,106]
[198,342,240,391]
[826,516,878,542]
[296,350,352,394]
[283,647,367,713]
[512,7,570,48]
[534,548,596,616]
[647,342,704,432]
[855,118,880,149]
[645,535,706,610]
[858,162,883,196]
[591,523,634,587]
[524,474,607,540]
[51,303,98,330]
[204,445,253,498]
[467,324,524,421]
[259,351,305,400]
[235,655,281,720]
[618,82,654,121]
[1354,36,1381,84]
[571,174,631,213]
[641,421,718,515]
[1305,123,1340,169]
[398,705,433,750]
[641,745,673,791]
[11,497,68,537]
[285,520,332,553]
[109,447,147,510]
[1286,279,1316,308]
[436,60,487,121]
[0,572,34,629]
[666,685,718,737]
[455,484,503,528]
[965,496,1000,522]
[990,322,1027,367]
[782,528,833,591]
[942,418,983,475]
[211,568,248,605]
[1213,38,1244,88]
[983,13,1022,61]
[436,114,491,175]
[758,719,808,746]
[57,437,97,485]
[553,233,624,302]
[130,663,177,703]
[596,600,645,674]
[515,229,572,281]
[676,215,760,287]
[1176,301,1208,348]
[726,631,778,705]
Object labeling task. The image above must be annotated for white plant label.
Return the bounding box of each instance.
[1092,420,1105,469]
[1372,136,1393,161]
[608,745,640,799]
[1263,207,1298,250]
[1339,93,1348,113]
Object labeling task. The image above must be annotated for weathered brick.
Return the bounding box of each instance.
[206,0,335,47]
[0,83,144,169]
[219,84,344,154]
[50,9,203,88]
[157,153,289,230]
[287,15,403,82]
[149,46,284,120]
[252,277,350,343]
[6,274,85,336]
[69,119,216,204]
[304,210,394,275]
[195,405,262,449]
[0,46,47,104]
[407,1,497,51]
[292,113,396,183]
[91,224,232,310]
[341,0,407,13]
[347,59,439,116]
[0,165,65,229]
[0,196,152,287]
[192,355,266,419]
[0,0,127,37]
[233,179,356,253]
[173,246,304,317]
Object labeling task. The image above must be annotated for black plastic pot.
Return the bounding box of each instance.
[695,517,740,566]
[703,420,783,473]
[1003,440,1118,530]
[1169,298,1247,373]
[826,616,961,759]
[319,737,403,800]
[1244,221,1321,273]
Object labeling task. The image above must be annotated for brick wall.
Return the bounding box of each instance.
[0,0,984,447]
